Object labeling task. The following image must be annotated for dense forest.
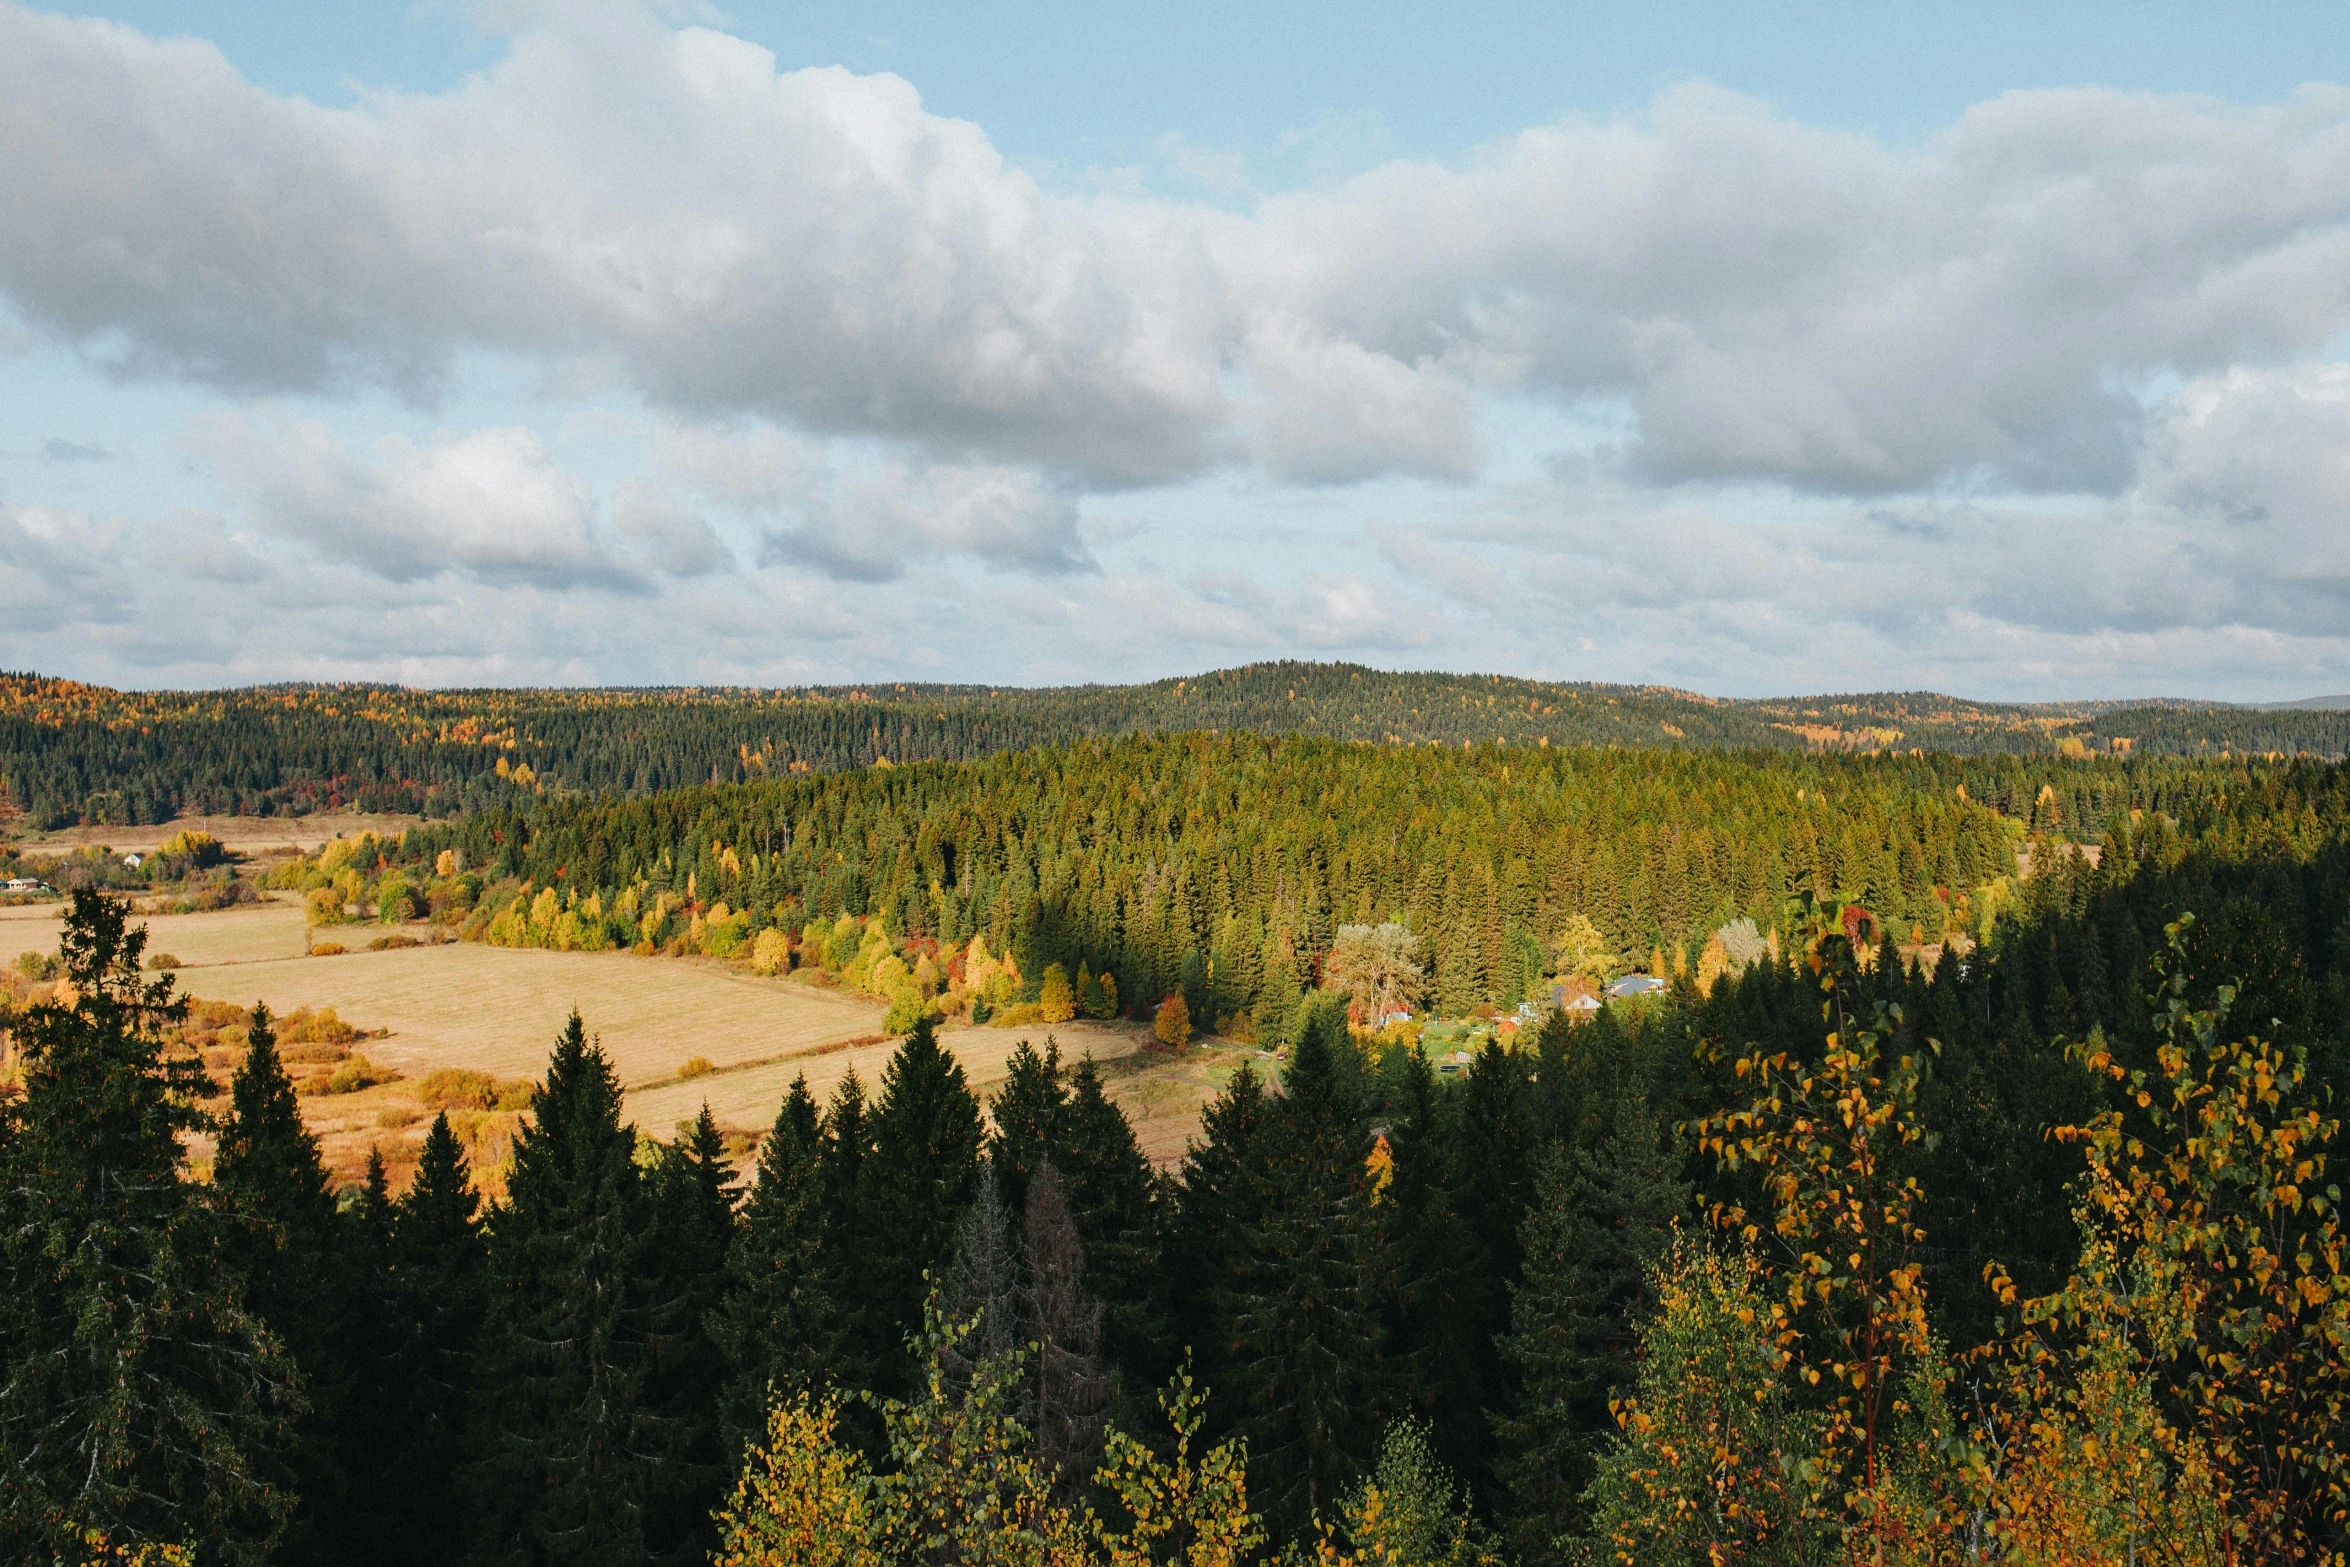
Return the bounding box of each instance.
[347,736,2321,1040]
[4,725,2348,1560]
[5,662,2346,828]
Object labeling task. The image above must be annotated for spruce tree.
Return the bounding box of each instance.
[1169,1062,1271,1392]
[387,1113,485,1560]
[935,1159,1022,1405]
[1493,1104,1689,1560]
[0,891,298,1562]
[215,1002,350,1561]
[469,1011,668,1565]
[644,1106,736,1565]
[815,1068,878,1393]
[1021,1161,1108,1500]
[985,1037,1066,1217]
[1223,1024,1386,1539]
[712,1075,839,1456]
[857,1015,984,1395]
[1056,1054,1167,1382]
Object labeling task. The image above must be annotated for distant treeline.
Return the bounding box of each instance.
[4,662,2344,827]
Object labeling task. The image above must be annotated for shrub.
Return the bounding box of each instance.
[320,1054,396,1095]
[679,1055,717,1080]
[375,1106,421,1130]
[309,942,347,957]
[14,952,54,981]
[305,885,346,926]
[420,1067,534,1112]
[989,1001,1042,1028]
[145,953,181,971]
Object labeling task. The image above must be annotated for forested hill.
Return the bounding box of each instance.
[3,661,2344,827]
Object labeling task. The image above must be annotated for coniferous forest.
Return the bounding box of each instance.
[5,663,2346,828]
[4,689,2350,1563]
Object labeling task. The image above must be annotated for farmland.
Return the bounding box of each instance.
[0,893,1238,1185]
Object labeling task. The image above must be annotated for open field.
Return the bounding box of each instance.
[7,811,424,858]
[4,894,1227,1185]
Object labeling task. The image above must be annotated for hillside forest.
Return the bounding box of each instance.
[4,661,2347,828]
[2,711,2349,1562]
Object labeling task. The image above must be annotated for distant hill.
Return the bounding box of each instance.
[2259,694,2350,711]
[2,661,2343,827]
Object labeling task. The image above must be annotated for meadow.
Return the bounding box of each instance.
[1,892,1229,1184]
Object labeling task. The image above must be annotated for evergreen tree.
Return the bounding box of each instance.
[815,1068,878,1393]
[0,891,298,1562]
[215,1002,351,1561]
[469,1011,670,1566]
[935,1160,1022,1405]
[857,1016,985,1395]
[385,1113,486,1562]
[1056,1054,1167,1382]
[712,1076,839,1456]
[986,1038,1067,1218]
[1493,1105,1689,1560]
[1222,1023,1386,1538]
[1021,1161,1109,1501]
[1170,1063,1272,1390]
[644,1105,736,1565]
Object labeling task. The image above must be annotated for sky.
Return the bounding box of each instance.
[6,2,2350,700]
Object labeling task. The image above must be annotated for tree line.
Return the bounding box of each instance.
[7,662,2344,829]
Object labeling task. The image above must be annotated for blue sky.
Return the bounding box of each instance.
[6,0,2350,697]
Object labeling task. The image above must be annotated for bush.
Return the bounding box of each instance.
[305,885,346,926]
[419,1067,534,1112]
[145,953,181,972]
[309,942,347,957]
[15,952,55,981]
[319,1054,396,1095]
[989,1001,1042,1028]
[679,1055,717,1080]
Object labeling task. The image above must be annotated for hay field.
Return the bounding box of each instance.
[13,811,424,858]
[4,895,1222,1184]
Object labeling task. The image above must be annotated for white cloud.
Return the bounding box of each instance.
[18,6,2350,500]
[193,415,643,590]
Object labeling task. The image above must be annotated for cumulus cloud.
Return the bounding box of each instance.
[192,415,644,590]
[16,5,2350,498]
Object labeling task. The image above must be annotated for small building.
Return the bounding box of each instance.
[1562,993,1601,1013]
[1605,974,1669,999]
[121,853,143,869]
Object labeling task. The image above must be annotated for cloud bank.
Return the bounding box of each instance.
[5,0,2350,695]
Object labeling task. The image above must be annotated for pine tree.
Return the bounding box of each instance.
[0,891,298,1562]
[1170,1063,1271,1392]
[986,1038,1067,1218]
[1022,1161,1108,1500]
[215,1002,351,1561]
[1494,1105,1689,1560]
[935,1160,1022,1405]
[644,1105,736,1565]
[386,1113,485,1561]
[1222,1023,1385,1539]
[712,1076,839,1456]
[815,1068,878,1394]
[331,1149,404,1566]
[469,1011,669,1565]
[1056,1055,1167,1383]
[857,1016,985,1396]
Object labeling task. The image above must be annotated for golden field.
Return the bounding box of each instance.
[2,895,1245,1186]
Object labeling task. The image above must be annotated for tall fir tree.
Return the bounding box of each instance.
[0,891,298,1562]
[643,1105,736,1566]
[1055,1053,1168,1384]
[1021,1161,1109,1501]
[469,1011,672,1566]
[1493,1104,1689,1561]
[1222,1021,1387,1539]
[386,1113,487,1561]
[813,1066,878,1400]
[711,1075,839,1456]
[856,1015,985,1396]
[215,1002,351,1563]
